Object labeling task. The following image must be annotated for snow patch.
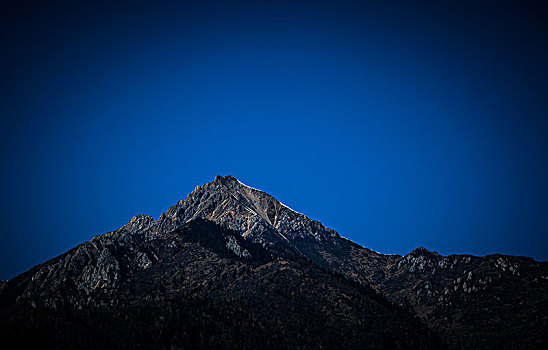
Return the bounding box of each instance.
[278,200,304,215]
[237,179,304,215]
[236,179,262,192]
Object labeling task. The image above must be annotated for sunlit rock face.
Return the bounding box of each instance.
[153,175,340,245]
[1,175,547,349]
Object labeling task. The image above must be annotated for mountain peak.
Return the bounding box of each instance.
[407,246,442,258]
[158,175,339,245]
[411,246,430,254]
[2,176,547,349]
[213,174,239,185]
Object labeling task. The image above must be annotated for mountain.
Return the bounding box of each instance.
[381,247,548,349]
[1,175,547,349]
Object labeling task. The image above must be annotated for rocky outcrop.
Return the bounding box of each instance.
[379,247,548,349]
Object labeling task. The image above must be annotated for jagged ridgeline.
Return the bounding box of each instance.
[1,175,547,349]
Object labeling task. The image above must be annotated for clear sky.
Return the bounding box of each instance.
[1,0,547,279]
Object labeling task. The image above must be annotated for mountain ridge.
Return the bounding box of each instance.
[1,174,547,349]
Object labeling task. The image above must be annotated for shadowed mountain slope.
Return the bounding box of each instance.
[148,175,548,348]
[0,218,441,349]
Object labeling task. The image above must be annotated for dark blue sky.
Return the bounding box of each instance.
[1,0,547,279]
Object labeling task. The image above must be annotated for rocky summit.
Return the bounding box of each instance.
[1,175,547,349]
